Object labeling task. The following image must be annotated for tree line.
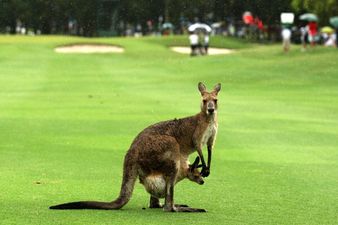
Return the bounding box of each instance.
[0,0,337,36]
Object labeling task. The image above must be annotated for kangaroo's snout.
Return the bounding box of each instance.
[206,101,215,115]
[199,179,205,185]
[207,108,214,114]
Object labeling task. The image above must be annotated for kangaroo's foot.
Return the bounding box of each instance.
[175,206,207,212]
[175,204,189,207]
[163,205,206,213]
[149,203,189,208]
[149,189,189,209]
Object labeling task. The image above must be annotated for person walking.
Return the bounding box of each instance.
[308,21,318,47]
[281,27,292,53]
[300,25,308,51]
[189,31,199,56]
[204,34,209,55]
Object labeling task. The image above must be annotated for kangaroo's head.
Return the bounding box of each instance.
[198,82,221,116]
[187,157,204,185]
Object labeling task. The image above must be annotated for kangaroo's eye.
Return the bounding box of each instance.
[214,99,218,103]
[203,100,207,104]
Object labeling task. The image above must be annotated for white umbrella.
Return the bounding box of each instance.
[299,13,318,22]
[162,22,174,29]
[188,23,212,33]
[211,22,223,29]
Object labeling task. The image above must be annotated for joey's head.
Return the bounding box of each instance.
[198,82,221,116]
[187,157,204,185]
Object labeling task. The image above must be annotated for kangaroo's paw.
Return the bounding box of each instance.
[201,166,210,177]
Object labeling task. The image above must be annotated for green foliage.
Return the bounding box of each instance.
[292,0,338,25]
[0,35,337,224]
[0,0,312,36]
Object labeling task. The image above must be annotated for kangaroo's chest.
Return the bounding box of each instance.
[200,121,217,147]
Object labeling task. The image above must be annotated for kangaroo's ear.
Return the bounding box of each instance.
[198,82,207,95]
[213,83,221,94]
[192,156,200,168]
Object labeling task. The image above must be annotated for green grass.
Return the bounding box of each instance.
[0,35,337,225]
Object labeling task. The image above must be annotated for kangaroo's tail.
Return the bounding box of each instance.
[49,201,115,210]
[49,151,138,210]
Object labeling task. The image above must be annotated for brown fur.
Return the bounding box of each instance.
[49,82,221,212]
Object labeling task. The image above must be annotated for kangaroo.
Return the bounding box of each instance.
[50,82,221,212]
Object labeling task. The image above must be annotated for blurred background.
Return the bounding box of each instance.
[0,0,337,42]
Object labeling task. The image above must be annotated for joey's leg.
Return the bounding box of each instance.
[149,196,162,208]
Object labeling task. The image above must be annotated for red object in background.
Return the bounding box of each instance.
[255,17,264,30]
[243,12,254,25]
[308,21,318,36]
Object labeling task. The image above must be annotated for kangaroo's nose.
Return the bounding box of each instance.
[199,180,205,185]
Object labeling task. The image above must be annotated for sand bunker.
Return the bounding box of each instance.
[55,44,124,54]
[171,46,233,55]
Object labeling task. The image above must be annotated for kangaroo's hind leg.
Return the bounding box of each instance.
[163,177,206,213]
